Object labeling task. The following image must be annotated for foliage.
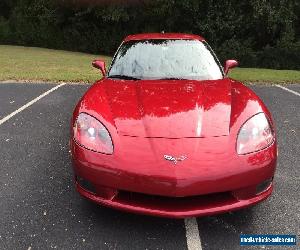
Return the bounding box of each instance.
[0,0,299,69]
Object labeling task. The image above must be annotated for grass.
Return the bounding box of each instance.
[229,67,300,84]
[0,45,111,83]
[0,45,299,84]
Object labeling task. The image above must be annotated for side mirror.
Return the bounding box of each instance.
[224,59,238,75]
[92,60,106,77]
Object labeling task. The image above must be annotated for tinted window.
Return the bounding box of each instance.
[108,39,223,80]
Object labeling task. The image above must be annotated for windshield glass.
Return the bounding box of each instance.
[108,39,223,80]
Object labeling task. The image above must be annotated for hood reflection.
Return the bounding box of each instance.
[103,78,232,138]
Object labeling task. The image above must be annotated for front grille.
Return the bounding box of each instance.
[115,190,236,212]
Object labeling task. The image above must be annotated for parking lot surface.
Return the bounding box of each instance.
[198,85,300,250]
[0,82,299,249]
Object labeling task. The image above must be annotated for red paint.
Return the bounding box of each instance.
[92,60,106,76]
[70,34,277,218]
[224,59,238,75]
[100,79,232,138]
[124,33,204,42]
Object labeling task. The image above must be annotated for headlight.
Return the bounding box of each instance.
[73,113,113,154]
[236,113,274,155]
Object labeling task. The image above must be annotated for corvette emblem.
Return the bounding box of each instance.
[164,155,187,165]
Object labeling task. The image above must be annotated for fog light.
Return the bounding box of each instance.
[76,176,96,194]
[256,178,273,194]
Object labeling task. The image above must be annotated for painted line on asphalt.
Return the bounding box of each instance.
[185,218,202,250]
[0,83,66,126]
[275,85,300,97]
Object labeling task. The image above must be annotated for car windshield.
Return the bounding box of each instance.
[108,39,223,80]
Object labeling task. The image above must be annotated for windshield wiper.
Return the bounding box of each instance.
[157,77,189,80]
[108,75,141,80]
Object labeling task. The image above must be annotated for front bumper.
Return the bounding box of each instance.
[71,137,277,218]
[75,178,273,218]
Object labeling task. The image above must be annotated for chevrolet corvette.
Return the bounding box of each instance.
[70,33,277,218]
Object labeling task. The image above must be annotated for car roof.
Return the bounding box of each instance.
[124,33,205,42]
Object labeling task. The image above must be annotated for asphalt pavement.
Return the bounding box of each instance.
[0,82,299,249]
[198,84,300,250]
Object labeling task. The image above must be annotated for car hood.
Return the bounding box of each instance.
[99,78,232,138]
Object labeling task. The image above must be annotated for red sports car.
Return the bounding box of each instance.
[70,33,277,218]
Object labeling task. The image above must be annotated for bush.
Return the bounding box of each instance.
[257,44,300,70]
[0,17,10,43]
[0,0,299,69]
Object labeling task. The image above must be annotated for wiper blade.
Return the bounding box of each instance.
[108,75,141,80]
[157,77,189,80]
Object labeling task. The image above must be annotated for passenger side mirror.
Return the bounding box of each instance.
[92,60,106,77]
[224,60,238,75]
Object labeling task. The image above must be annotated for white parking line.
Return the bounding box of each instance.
[275,85,300,97]
[185,218,202,250]
[0,83,66,126]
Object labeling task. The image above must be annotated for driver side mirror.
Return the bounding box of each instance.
[224,60,238,75]
[92,60,106,77]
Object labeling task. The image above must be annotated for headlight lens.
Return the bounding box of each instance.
[73,113,113,154]
[236,113,274,155]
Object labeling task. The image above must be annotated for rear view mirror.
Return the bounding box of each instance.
[92,60,106,77]
[224,60,238,75]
